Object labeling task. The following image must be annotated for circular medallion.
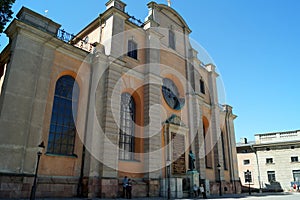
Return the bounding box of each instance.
[162,78,185,110]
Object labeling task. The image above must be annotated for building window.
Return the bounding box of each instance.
[200,79,205,94]
[266,158,273,164]
[244,171,252,183]
[243,159,250,165]
[267,171,276,182]
[119,93,135,160]
[221,131,228,170]
[203,123,212,169]
[127,40,138,59]
[291,156,299,162]
[47,75,79,156]
[169,29,175,50]
[293,170,300,182]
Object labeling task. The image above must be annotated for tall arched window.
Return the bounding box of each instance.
[119,93,135,160]
[47,75,79,156]
[203,117,212,168]
[221,130,228,170]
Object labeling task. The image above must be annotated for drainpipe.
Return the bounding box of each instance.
[77,41,94,197]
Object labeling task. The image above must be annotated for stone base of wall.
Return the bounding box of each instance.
[100,178,118,198]
[0,173,31,198]
[117,179,147,198]
[1,173,242,198]
[0,173,79,198]
[209,180,241,195]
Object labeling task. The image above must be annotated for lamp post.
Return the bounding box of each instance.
[246,169,251,195]
[217,163,222,196]
[167,163,171,200]
[30,141,45,200]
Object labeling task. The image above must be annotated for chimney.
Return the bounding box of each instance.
[240,138,248,144]
[106,0,126,12]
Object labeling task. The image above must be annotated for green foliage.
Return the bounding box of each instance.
[0,0,16,33]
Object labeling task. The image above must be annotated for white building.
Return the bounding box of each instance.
[237,130,300,192]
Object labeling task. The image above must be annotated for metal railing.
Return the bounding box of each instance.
[126,13,144,27]
[56,29,95,53]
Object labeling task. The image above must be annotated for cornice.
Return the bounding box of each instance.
[7,20,90,60]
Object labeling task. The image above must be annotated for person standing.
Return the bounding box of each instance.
[193,184,199,197]
[122,176,128,198]
[199,184,207,199]
[126,178,132,199]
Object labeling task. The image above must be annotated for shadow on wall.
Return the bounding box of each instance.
[263,181,283,192]
[241,181,283,193]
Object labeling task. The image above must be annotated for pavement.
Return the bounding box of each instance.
[8,192,300,200]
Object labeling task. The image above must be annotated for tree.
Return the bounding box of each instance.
[0,0,16,33]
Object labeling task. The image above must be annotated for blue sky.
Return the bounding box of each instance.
[1,0,299,142]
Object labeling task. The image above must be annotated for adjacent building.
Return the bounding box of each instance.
[237,130,300,192]
[0,0,241,198]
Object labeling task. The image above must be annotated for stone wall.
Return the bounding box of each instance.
[209,180,241,195]
[0,174,79,198]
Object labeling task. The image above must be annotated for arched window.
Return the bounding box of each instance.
[203,117,212,168]
[221,130,228,170]
[119,93,135,160]
[47,75,79,156]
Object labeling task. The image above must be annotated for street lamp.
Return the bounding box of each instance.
[217,163,222,196]
[246,169,251,195]
[30,141,45,200]
[167,160,171,200]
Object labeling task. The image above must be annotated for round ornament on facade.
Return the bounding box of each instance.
[162,78,185,110]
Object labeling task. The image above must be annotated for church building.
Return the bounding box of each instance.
[0,0,241,198]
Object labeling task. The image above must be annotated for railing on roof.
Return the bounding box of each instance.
[57,29,95,53]
[57,29,75,43]
[126,13,144,27]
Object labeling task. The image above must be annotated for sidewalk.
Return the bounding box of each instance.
[11,192,300,200]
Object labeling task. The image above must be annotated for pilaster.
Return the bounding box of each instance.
[101,3,128,59]
[143,28,163,179]
[223,105,239,184]
[206,64,224,181]
[101,57,124,178]
[194,95,206,179]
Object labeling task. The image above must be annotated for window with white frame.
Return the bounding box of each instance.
[267,171,276,182]
[243,159,250,165]
[266,158,273,164]
[291,156,299,162]
[244,171,252,183]
[293,170,300,182]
